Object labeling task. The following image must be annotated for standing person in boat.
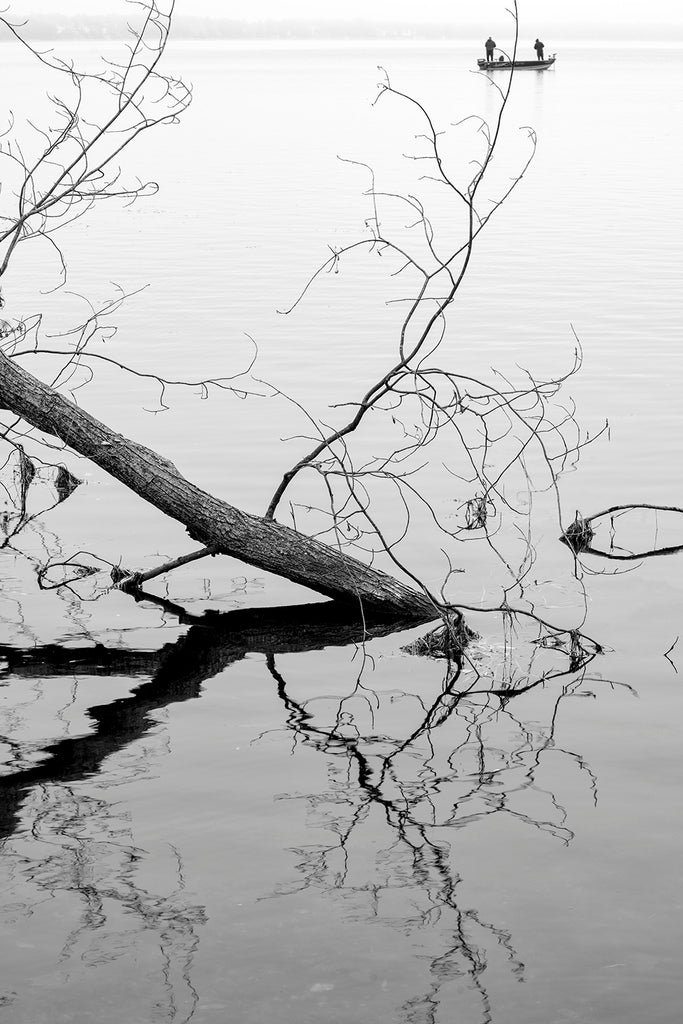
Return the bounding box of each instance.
[534,38,545,60]
[485,36,496,61]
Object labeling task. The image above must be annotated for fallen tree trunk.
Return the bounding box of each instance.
[0,351,439,616]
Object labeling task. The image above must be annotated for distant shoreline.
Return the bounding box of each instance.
[4,15,682,43]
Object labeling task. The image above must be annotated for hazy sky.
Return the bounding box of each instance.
[25,0,683,29]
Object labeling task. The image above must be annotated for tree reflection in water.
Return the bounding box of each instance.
[3,788,205,1021]
[0,598,615,1022]
[256,610,605,1022]
[0,695,206,1021]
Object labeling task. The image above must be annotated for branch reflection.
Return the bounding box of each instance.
[259,610,605,1022]
[563,504,683,560]
[0,598,612,1022]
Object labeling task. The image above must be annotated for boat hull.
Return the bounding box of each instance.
[477,57,556,70]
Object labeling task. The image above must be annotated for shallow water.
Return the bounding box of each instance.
[1,38,683,1023]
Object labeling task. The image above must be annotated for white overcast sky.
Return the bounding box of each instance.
[24,0,683,30]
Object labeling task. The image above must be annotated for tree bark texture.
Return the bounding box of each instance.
[0,352,437,616]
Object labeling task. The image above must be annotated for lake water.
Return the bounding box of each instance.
[1,37,683,1023]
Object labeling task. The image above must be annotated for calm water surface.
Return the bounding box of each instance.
[1,39,683,1023]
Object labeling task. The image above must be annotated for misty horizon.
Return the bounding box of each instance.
[6,14,683,42]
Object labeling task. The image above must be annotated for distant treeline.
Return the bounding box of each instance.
[6,15,681,42]
[11,16,465,42]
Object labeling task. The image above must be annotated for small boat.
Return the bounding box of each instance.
[477,56,556,71]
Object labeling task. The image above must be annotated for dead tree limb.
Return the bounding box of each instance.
[112,545,218,590]
[0,348,439,617]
